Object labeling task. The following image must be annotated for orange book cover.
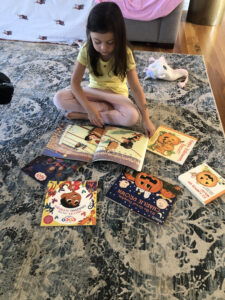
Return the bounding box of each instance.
[147,125,197,165]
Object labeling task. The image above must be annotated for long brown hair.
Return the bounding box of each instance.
[86,2,128,81]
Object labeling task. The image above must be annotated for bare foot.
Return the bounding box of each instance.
[66,112,89,120]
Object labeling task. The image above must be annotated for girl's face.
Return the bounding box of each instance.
[90,31,115,60]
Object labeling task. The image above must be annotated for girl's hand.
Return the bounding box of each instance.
[142,118,156,137]
[87,107,104,128]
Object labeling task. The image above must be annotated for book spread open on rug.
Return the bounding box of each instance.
[178,163,225,205]
[147,125,197,165]
[21,155,84,185]
[106,170,181,225]
[42,123,149,171]
[41,180,97,226]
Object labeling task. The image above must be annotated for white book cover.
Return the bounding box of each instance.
[178,163,225,205]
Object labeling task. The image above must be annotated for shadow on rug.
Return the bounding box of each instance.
[0,41,225,300]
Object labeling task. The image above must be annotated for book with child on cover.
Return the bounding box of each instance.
[40,180,97,226]
[106,169,181,225]
[42,123,149,171]
[178,163,225,205]
[21,155,84,185]
[147,125,197,165]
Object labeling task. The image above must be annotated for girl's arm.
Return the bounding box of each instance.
[127,68,155,137]
[70,61,104,127]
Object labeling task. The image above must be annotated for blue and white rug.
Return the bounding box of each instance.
[0,40,225,299]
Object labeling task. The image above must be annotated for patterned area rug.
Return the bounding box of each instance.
[0,40,225,300]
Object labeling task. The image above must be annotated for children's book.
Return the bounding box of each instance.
[42,123,149,171]
[22,155,84,185]
[178,163,225,205]
[147,125,197,165]
[40,180,97,226]
[106,170,181,225]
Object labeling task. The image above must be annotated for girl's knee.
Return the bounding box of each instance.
[53,90,68,110]
[53,91,62,108]
[124,107,139,126]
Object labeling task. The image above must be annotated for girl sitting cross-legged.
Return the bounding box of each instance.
[53,2,156,137]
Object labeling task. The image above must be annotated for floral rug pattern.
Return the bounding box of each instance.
[0,41,225,300]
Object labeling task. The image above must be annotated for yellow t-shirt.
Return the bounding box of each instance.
[77,43,136,96]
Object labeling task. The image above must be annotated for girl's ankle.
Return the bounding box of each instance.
[66,112,88,120]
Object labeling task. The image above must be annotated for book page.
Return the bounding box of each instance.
[147,125,197,165]
[42,124,104,162]
[93,126,149,171]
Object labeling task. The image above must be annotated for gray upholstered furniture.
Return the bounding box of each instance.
[124,1,183,46]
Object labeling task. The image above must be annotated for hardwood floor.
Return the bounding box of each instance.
[131,12,225,133]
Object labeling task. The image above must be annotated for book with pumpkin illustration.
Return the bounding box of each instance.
[106,169,181,225]
[42,123,149,171]
[40,180,97,226]
[147,125,197,165]
[178,163,225,205]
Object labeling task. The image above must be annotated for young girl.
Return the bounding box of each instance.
[53,2,155,137]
